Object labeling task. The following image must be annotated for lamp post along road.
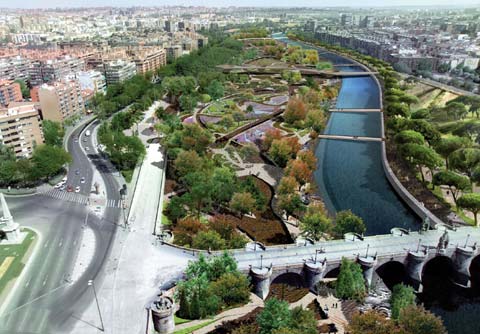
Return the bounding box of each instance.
[88,279,104,332]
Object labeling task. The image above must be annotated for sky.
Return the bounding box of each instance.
[1,0,479,9]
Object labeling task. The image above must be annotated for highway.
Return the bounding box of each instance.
[0,119,121,333]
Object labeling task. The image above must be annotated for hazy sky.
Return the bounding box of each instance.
[1,0,479,9]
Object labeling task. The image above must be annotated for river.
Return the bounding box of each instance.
[272,32,480,334]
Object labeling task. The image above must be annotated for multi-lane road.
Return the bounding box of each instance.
[0,119,121,333]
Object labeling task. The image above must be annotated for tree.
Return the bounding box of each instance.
[278,193,305,218]
[174,150,203,177]
[176,275,221,319]
[444,102,468,120]
[434,136,471,169]
[432,171,471,205]
[333,210,366,238]
[288,307,318,334]
[263,128,283,151]
[31,145,71,179]
[297,150,317,171]
[269,139,295,167]
[336,258,366,301]
[386,102,410,117]
[42,120,64,147]
[301,211,331,240]
[192,230,227,250]
[211,167,237,205]
[304,109,325,132]
[278,176,299,195]
[164,196,187,223]
[285,159,313,188]
[284,98,307,125]
[206,80,224,100]
[179,94,198,112]
[209,272,250,307]
[457,193,480,226]
[390,284,416,319]
[168,123,213,154]
[400,143,443,183]
[448,148,480,182]
[348,311,397,334]
[230,192,256,218]
[398,305,446,334]
[257,298,292,334]
[394,130,424,145]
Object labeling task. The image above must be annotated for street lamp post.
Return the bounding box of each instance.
[88,279,104,332]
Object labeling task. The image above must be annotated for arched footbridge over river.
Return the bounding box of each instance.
[226,225,480,300]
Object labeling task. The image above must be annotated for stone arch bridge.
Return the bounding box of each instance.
[226,225,480,299]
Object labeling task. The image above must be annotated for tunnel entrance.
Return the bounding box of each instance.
[267,272,308,303]
[421,256,456,309]
[375,261,409,290]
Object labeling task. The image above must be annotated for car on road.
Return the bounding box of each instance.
[67,185,74,192]
[75,186,80,193]
[83,138,87,142]
[74,137,79,143]
[85,147,90,151]
[75,169,80,175]
[80,177,85,184]
[62,176,68,182]
[60,185,66,191]
[54,182,63,189]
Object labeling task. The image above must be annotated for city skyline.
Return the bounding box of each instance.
[1,0,480,9]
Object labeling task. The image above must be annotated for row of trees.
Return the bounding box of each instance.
[176,253,251,320]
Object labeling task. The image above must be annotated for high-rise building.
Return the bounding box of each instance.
[0,80,23,107]
[341,14,353,26]
[28,56,85,86]
[304,20,317,33]
[165,20,172,33]
[102,60,137,85]
[38,79,85,123]
[0,57,31,82]
[0,102,43,158]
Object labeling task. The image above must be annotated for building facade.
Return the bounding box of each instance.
[0,80,23,107]
[38,79,85,123]
[102,60,137,85]
[0,102,43,158]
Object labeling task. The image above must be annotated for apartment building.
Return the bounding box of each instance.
[0,80,23,107]
[28,56,85,86]
[0,56,31,81]
[77,70,107,94]
[0,102,43,158]
[102,60,136,85]
[38,79,85,123]
[127,47,166,74]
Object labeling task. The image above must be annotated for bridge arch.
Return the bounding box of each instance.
[271,272,305,288]
[375,260,408,290]
[421,255,456,308]
[323,266,340,279]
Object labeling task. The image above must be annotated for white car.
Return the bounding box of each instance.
[54,183,63,189]
[80,177,86,184]
[85,147,90,151]
[62,176,68,182]
[75,186,81,193]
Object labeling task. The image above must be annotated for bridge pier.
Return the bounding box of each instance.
[406,251,428,291]
[357,256,377,288]
[304,260,326,293]
[453,246,477,287]
[250,266,272,300]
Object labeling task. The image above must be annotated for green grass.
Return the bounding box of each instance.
[173,319,216,334]
[162,213,172,226]
[0,228,37,296]
[0,188,36,196]
[174,315,191,325]
[122,169,134,183]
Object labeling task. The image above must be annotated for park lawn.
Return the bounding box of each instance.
[173,319,216,334]
[174,315,191,325]
[0,228,37,297]
[121,169,134,183]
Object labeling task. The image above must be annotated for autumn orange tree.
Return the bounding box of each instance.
[284,98,307,126]
[285,159,313,189]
